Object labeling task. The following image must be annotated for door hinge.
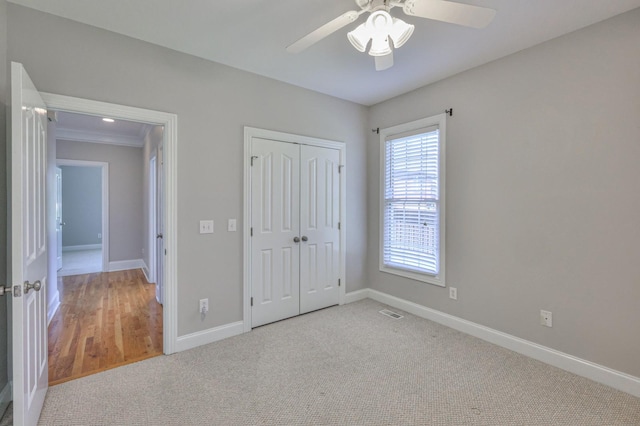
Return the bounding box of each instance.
[338,222,341,230]
[338,279,341,287]
[250,227,253,237]
[338,165,344,173]
[165,249,167,255]
[251,156,258,166]
[251,297,253,307]
[13,285,22,297]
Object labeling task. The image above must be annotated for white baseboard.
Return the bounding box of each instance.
[108,259,145,272]
[175,321,244,353]
[62,244,101,252]
[47,290,60,326]
[366,288,640,398]
[344,289,369,304]
[141,259,152,283]
[141,267,151,282]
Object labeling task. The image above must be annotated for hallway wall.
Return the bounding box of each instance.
[57,140,143,263]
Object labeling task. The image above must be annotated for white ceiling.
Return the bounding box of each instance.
[55,111,151,148]
[10,0,640,106]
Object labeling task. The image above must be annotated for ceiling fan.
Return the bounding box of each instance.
[287,0,496,71]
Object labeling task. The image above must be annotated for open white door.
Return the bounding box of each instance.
[155,145,164,304]
[10,62,49,426]
[55,167,63,271]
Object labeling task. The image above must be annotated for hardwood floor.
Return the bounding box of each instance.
[48,269,163,385]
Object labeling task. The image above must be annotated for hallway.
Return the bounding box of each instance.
[48,269,163,385]
[58,248,102,277]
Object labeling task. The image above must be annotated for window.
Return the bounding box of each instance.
[379,114,446,286]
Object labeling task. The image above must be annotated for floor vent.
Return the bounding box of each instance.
[379,309,403,319]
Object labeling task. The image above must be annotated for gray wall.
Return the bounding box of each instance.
[56,141,143,262]
[0,0,9,411]
[7,4,369,336]
[368,9,640,378]
[60,165,102,247]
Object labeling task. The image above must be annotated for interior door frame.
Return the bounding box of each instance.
[148,155,157,283]
[41,92,179,354]
[243,127,346,333]
[56,159,109,273]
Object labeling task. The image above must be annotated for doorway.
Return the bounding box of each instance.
[41,92,178,355]
[56,160,108,277]
[47,111,166,384]
[243,127,347,330]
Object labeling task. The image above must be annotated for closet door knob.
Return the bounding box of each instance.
[293,237,300,243]
[301,236,308,242]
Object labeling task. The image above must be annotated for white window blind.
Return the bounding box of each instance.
[383,127,440,276]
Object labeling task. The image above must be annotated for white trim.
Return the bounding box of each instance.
[61,244,101,252]
[378,114,446,287]
[175,321,244,353]
[57,159,109,273]
[344,289,369,304]
[47,290,60,326]
[366,288,640,398]
[56,127,144,148]
[148,155,157,284]
[243,127,347,333]
[43,92,179,355]
[141,258,151,283]
[108,259,145,272]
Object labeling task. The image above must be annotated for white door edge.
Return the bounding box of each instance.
[148,155,157,284]
[243,127,346,333]
[42,92,179,355]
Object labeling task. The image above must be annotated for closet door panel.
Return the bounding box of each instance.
[251,138,301,327]
[299,145,340,314]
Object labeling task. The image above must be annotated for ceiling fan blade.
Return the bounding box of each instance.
[375,52,394,71]
[287,10,361,54]
[403,0,496,29]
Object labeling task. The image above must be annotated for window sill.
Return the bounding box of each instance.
[379,265,445,287]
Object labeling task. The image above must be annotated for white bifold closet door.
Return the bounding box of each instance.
[251,138,340,328]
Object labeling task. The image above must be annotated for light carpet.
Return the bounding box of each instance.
[39,299,640,425]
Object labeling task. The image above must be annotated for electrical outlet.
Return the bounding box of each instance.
[449,287,457,300]
[540,310,552,327]
[199,220,214,234]
[199,298,209,314]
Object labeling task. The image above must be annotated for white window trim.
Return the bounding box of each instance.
[378,113,446,287]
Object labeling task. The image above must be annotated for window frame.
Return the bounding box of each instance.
[378,113,446,287]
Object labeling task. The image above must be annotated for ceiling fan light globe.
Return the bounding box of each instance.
[347,22,371,53]
[389,18,414,49]
[369,35,392,57]
[366,10,393,37]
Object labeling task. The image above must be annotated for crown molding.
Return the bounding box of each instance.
[56,127,144,148]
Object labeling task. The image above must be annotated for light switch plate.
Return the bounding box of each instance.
[199,220,214,234]
[228,219,237,232]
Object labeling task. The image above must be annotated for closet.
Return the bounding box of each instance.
[250,137,341,327]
